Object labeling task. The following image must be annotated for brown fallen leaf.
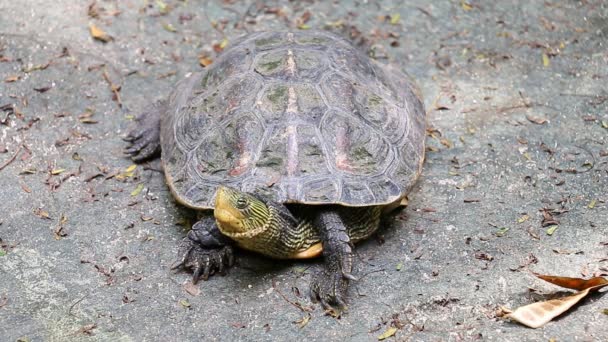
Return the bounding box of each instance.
[183,281,200,296]
[526,115,547,125]
[293,313,311,329]
[504,275,608,328]
[33,208,51,219]
[77,323,97,336]
[89,24,113,42]
[504,282,608,328]
[4,75,20,83]
[535,274,608,291]
[199,56,213,67]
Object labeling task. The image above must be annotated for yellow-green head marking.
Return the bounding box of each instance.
[214,186,270,239]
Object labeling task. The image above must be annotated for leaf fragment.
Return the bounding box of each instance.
[131,183,144,196]
[587,199,596,209]
[89,24,112,42]
[389,13,401,25]
[219,38,228,50]
[542,53,550,67]
[517,214,529,223]
[495,227,510,237]
[4,75,20,83]
[199,56,213,67]
[526,115,548,125]
[125,164,137,173]
[545,225,558,235]
[378,327,397,340]
[51,168,66,175]
[440,138,453,148]
[183,282,200,296]
[294,313,311,329]
[34,208,51,219]
[156,0,170,15]
[162,22,177,32]
[179,299,191,308]
[460,0,473,11]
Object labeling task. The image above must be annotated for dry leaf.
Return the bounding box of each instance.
[505,282,608,328]
[131,183,144,196]
[89,24,112,42]
[440,138,453,148]
[199,56,213,67]
[34,208,51,219]
[183,282,200,296]
[4,75,20,83]
[542,53,550,67]
[504,275,608,328]
[378,327,397,340]
[162,22,177,32]
[294,313,311,329]
[526,115,547,125]
[389,13,400,25]
[536,274,608,291]
[460,0,473,11]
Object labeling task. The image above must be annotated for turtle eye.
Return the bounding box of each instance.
[236,197,248,209]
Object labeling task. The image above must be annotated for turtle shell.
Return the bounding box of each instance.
[160,31,425,209]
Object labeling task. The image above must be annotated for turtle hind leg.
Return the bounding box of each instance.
[124,101,164,162]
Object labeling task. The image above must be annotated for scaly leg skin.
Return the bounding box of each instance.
[310,208,356,317]
[171,216,235,283]
[124,101,164,162]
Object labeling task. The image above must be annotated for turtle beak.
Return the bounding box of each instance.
[214,186,246,233]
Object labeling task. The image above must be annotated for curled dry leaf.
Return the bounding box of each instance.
[89,24,113,42]
[504,274,608,328]
[535,274,608,291]
[526,115,548,125]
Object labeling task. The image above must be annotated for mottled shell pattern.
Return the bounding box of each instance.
[161,31,426,209]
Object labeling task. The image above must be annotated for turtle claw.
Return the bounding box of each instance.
[172,238,234,284]
[310,267,350,317]
[342,272,358,281]
[124,102,163,161]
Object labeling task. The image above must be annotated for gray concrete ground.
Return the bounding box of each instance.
[1,0,607,341]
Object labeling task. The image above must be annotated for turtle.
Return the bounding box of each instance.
[124,30,425,315]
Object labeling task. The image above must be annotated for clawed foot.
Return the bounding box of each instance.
[124,104,163,162]
[310,266,355,317]
[171,238,235,284]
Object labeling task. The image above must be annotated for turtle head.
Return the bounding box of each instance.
[214,186,270,237]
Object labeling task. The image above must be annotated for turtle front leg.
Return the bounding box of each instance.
[171,216,235,283]
[310,208,356,316]
[124,101,164,162]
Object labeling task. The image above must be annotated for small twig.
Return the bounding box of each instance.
[356,267,386,282]
[68,294,89,316]
[0,145,22,172]
[271,278,313,312]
